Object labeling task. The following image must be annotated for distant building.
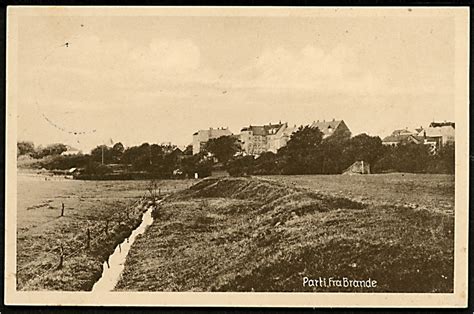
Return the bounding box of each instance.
[382,128,422,146]
[239,119,350,156]
[417,121,455,147]
[239,122,298,156]
[309,119,352,139]
[192,127,233,155]
[382,122,455,154]
[267,124,298,153]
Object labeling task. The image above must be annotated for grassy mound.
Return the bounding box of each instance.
[116,176,454,293]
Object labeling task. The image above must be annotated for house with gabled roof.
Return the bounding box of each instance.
[309,119,352,139]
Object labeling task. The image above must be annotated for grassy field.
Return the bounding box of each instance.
[116,173,454,293]
[16,170,193,291]
[262,174,454,213]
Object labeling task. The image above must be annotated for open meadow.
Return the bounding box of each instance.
[16,170,193,291]
[116,173,454,293]
[262,174,455,213]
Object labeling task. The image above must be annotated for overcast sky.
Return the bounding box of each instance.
[15,8,458,152]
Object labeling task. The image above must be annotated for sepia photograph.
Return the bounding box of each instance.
[5,6,469,307]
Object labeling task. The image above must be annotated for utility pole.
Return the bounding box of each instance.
[101,145,104,165]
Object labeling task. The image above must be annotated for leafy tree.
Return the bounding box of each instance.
[183,145,193,156]
[340,134,385,171]
[17,141,35,157]
[227,155,256,176]
[82,161,112,176]
[112,142,125,154]
[131,143,153,170]
[428,142,455,174]
[438,142,455,174]
[39,154,91,170]
[204,136,241,163]
[149,144,164,167]
[373,143,433,173]
[110,142,125,163]
[91,145,114,164]
[278,126,325,174]
[320,140,345,174]
[32,143,68,158]
[253,152,279,175]
[180,152,213,178]
[284,126,324,151]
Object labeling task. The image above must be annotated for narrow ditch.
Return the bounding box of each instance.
[91,200,161,292]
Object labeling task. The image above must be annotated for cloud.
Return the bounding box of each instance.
[233,44,381,94]
[21,36,215,109]
[130,38,201,74]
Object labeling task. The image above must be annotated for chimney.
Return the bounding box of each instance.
[332,118,335,122]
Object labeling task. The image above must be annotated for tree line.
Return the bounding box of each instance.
[213,126,454,176]
[17,126,454,179]
[17,141,213,179]
[17,142,68,159]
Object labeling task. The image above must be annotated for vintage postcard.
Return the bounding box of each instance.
[5,6,469,307]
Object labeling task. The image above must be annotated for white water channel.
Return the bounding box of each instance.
[91,201,159,292]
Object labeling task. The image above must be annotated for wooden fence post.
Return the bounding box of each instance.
[61,203,65,217]
[86,228,91,249]
[57,244,64,269]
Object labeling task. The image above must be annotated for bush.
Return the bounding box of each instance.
[38,154,91,170]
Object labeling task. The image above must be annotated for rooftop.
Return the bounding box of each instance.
[310,119,344,136]
[429,121,455,129]
[241,123,286,135]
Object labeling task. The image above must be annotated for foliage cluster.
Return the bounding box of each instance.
[226,126,454,176]
[18,125,455,179]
